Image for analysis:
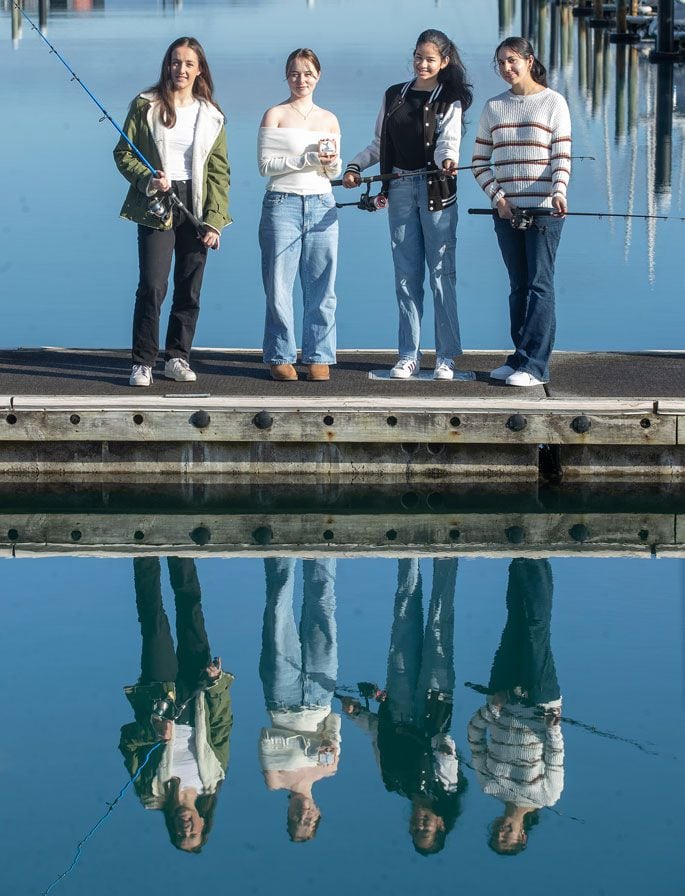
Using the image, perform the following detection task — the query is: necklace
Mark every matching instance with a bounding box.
[290,102,315,120]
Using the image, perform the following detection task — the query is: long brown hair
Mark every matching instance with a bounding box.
[149,36,221,128]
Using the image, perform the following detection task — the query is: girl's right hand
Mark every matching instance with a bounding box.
[496,196,514,219]
[342,171,361,189]
[149,170,171,193]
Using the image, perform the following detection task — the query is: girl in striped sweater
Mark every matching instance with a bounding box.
[472,38,572,387]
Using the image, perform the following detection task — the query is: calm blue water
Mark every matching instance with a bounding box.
[2,0,684,354]
[2,4,685,894]
[1,553,683,895]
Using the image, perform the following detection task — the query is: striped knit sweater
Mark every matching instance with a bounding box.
[472,87,572,209]
[467,699,564,809]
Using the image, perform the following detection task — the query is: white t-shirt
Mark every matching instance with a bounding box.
[166,101,200,181]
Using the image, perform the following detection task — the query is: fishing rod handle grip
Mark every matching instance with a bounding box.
[466,208,496,215]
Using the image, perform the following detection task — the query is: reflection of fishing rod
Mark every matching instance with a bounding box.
[464,682,672,758]
[468,207,685,230]
[331,157,595,212]
[13,1,209,242]
[41,741,163,895]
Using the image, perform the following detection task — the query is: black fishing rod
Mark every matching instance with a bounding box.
[13,1,210,242]
[332,157,595,212]
[468,206,685,230]
[464,681,673,758]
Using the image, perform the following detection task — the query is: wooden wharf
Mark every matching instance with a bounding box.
[0,347,682,482]
[1,481,682,559]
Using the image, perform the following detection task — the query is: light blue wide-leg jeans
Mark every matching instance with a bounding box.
[260,557,338,711]
[259,191,338,366]
[387,172,462,361]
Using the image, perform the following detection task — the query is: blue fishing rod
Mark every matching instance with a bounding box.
[13,1,209,240]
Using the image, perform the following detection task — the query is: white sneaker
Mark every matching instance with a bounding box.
[490,363,516,381]
[164,358,197,382]
[390,358,418,379]
[506,370,546,387]
[129,364,152,387]
[433,357,455,380]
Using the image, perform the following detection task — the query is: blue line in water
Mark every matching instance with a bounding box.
[41,741,163,896]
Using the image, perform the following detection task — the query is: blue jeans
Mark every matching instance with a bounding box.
[488,559,559,706]
[385,558,457,725]
[494,214,564,382]
[387,171,461,360]
[259,192,338,365]
[259,558,337,711]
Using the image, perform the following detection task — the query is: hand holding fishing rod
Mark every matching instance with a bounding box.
[13,1,218,248]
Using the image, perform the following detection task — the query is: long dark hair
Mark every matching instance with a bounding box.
[149,36,221,128]
[162,780,221,853]
[415,29,473,111]
[494,37,548,87]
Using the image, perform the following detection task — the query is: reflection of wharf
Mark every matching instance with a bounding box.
[0,482,682,558]
[0,348,683,481]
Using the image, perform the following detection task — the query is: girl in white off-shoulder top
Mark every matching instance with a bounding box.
[258,48,341,382]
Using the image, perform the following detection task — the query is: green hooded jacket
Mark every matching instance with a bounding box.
[119,672,234,806]
[113,92,232,232]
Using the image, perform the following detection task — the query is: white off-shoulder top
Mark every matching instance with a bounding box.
[258,127,342,195]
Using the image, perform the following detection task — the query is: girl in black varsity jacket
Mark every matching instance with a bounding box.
[343,29,472,381]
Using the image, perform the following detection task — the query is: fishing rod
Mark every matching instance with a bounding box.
[13,1,210,243]
[332,157,595,212]
[464,681,673,758]
[468,206,685,230]
[41,740,163,895]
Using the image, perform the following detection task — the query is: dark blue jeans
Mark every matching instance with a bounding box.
[494,215,564,382]
[488,558,560,706]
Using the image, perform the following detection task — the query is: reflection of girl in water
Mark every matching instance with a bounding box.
[467,559,563,855]
[119,557,234,852]
[342,559,466,855]
[258,558,339,842]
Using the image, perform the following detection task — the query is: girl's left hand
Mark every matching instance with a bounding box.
[201,227,220,250]
[552,195,567,217]
[441,159,458,177]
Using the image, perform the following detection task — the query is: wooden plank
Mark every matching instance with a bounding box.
[0,512,675,550]
[7,395,661,412]
[5,547,665,559]
[0,408,676,444]
[0,441,539,479]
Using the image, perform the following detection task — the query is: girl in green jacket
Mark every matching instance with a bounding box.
[114,37,230,387]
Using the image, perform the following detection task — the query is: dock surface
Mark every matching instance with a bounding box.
[1,348,683,480]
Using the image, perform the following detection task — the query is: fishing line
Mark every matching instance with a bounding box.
[41,740,162,896]
[13,1,206,237]
[329,156,595,188]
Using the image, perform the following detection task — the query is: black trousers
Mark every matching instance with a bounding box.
[134,557,212,715]
[132,180,208,366]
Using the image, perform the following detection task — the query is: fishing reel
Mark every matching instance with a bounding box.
[336,182,387,213]
[151,696,179,722]
[510,208,537,231]
[147,191,174,223]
